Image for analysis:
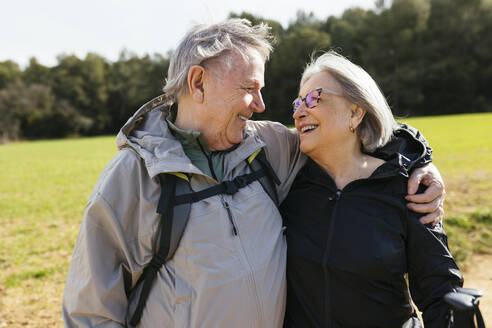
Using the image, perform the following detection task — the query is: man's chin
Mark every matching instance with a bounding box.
[225,135,244,149]
[211,138,242,151]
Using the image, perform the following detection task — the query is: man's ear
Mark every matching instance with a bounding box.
[350,103,366,128]
[187,65,205,103]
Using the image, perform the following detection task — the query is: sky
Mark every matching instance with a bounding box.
[1,0,378,68]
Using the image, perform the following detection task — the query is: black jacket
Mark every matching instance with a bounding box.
[280,128,463,328]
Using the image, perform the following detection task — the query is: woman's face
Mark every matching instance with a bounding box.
[293,72,354,155]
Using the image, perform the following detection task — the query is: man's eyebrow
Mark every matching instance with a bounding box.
[242,79,263,87]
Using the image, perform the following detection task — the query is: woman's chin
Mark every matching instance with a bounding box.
[299,140,314,155]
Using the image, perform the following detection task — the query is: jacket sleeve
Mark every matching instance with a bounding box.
[247,120,307,203]
[63,194,131,327]
[375,123,433,169]
[63,150,156,327]
[406,209,463,328]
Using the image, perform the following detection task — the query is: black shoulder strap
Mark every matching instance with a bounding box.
[129,173,192,327]
[165,176,193,261]
[248,148,280,207]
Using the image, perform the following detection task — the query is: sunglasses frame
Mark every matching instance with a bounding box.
[292,88,343,113]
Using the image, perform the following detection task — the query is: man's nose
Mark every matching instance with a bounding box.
[251,90,265,113]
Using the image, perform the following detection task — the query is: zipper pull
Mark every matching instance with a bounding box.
[335,190,342,200]
[222,199,238,236]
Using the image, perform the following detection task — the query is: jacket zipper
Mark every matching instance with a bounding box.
[220,195,263,326]
[221,197,238,236]
[323,189,341,327]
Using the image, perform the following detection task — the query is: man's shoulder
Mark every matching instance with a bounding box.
[90,147,150,201]
[246,120,297,142]
[101,148,144,179]
[246,120,290,132]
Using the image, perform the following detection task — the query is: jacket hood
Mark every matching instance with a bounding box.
[115,95,265,179]
[367,126,430,179]
[372,124,431,172]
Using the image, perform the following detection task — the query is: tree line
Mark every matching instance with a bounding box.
[1,0,491,142]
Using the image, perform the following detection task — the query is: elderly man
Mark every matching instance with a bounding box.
[63,19,444,327]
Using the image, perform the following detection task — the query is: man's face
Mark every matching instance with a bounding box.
[199,50,266,151]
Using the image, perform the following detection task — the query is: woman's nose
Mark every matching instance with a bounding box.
[292,104,307,119]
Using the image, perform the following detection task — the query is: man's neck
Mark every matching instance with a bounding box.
[174,102,230,151]
[174,101,199,132]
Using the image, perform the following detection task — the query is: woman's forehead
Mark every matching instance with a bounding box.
[300,72,342,95]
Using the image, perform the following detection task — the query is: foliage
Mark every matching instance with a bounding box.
[0,81,91,139]
[0,53,168,141]
[0,60,22,89]
[1,0,492,141]
[265,26,331,122]
[105,52,169,132]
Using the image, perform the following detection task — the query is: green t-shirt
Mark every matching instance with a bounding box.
[166,116,228,182]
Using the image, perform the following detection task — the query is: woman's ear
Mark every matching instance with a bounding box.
[187,65,205,103]
[350,103,366,128]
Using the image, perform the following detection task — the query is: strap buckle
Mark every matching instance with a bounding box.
[222,180,239,194]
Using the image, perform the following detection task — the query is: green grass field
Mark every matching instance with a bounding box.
[0,113,491,327]
[0,137,118,326]
[401,114,492,217]
[400,113,492,265]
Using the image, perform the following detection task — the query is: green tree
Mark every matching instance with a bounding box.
[265,26,331,123]
[363,0,431,115]
[23,58,52,86]
[421,0,492,115]
[0,60,22,89]
[0,80,91,139]
[106,52,169,132]
[0,81,23,141]
[50,53,109,133]
[322,8,372,63]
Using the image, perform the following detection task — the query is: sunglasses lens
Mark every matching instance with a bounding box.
[293,98,301,111]
[305,90,319,108]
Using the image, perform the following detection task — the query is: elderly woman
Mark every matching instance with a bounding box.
[280,52,463,327]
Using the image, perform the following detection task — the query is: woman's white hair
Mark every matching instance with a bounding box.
[301,51,398,152]
[163,18,273,103]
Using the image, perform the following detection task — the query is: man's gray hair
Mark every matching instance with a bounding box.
[163,18,273,103]
[301,51,398,152]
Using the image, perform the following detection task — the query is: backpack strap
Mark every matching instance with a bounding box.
[173,169,267,205]
[162,174,193,261]
[248,148,280,207]
[129,173,192,327]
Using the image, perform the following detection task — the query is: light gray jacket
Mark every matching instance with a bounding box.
[62,96,306,327]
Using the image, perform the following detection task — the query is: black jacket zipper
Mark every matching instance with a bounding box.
[221,197,238,236]
[323,189,341,327]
